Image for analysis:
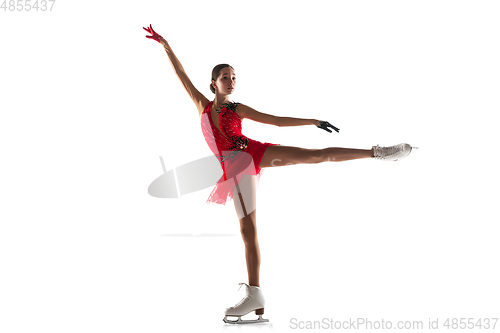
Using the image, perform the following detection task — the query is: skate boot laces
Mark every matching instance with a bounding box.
[373,144,402,160]
[229,283,252,308]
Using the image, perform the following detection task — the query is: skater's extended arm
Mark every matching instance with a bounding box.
[277,116,319,127]
[144,25,208,116]
[238,104,318,127]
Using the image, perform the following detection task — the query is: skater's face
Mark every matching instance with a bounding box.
[213,67,236,95]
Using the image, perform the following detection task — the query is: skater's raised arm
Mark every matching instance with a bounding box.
[144,25,209,117]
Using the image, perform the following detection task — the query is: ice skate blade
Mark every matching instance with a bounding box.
[223,314,269,324]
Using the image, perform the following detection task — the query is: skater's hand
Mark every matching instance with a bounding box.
[317,120,340,133]
[143,24,165,44]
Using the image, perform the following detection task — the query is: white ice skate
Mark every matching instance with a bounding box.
[223,283,269,324]
[372,143,417,161]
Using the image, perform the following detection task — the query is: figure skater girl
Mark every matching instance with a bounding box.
[143,24,415,324]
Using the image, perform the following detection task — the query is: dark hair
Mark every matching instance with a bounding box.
[210,64,234,94]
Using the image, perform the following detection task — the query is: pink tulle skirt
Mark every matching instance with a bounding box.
[206,139,280,205]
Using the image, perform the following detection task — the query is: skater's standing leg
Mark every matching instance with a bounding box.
[239,210,260,287]
[223,178,267,324]
[233,174,260,287]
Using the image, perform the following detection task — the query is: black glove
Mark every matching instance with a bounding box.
[317,121,340,133]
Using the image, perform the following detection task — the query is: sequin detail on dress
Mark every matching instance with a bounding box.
[215,102,249,152]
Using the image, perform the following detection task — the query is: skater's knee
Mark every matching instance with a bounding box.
[240,224,257,242]
[239,216,257,243]
[289,147,323,164]
[320,147,341,162]
[312,149,325,163]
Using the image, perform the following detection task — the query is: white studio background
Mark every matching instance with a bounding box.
[1,0,499,332]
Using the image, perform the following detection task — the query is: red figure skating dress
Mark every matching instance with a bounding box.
[200,101,280,205]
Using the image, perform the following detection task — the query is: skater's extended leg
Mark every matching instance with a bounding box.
[233,174,260,287]
[259,145,374,168]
